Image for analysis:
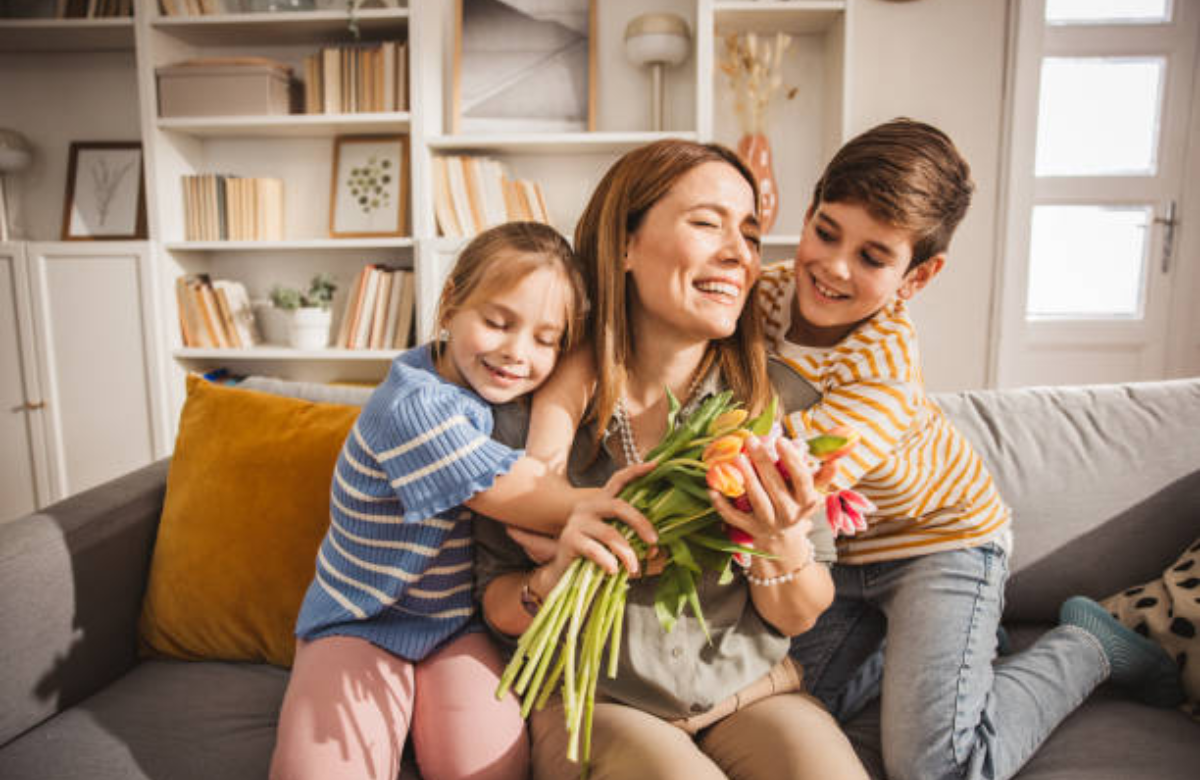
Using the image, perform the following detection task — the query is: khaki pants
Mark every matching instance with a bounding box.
[529,690,869,780]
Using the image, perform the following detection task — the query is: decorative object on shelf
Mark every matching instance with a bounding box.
[0,128,33,242]
[270,273,338,350]
[719,32,797,234]
[61,141,146,241]
[329,134,408,238]
[453,0,596,134]
[623,12,692,132]
[244,0,317,12]
[156,57,294,118]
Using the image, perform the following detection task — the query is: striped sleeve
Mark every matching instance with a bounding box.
[787,319,922,492]
[362,386,521,522]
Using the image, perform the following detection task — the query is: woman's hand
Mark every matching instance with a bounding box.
[709,436,824,546]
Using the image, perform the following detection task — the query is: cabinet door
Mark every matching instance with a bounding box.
[0,244,46,522]
[26,242,167,503]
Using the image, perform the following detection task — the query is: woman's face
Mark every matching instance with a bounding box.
[624,161,761,343]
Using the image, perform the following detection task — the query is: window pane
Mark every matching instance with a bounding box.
[1045,0,1171,25]
[1035,57,1163,176]
[1026,205,1150,318]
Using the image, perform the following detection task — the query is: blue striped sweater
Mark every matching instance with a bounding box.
[295,345,521,661]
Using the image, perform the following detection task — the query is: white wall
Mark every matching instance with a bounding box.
[0,51,142,242]
[847,0,1009,392]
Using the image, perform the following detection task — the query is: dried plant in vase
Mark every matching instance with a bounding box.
[719,32,797,233]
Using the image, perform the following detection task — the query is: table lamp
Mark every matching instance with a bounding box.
[0,129,33,242]
[624,13,691,132]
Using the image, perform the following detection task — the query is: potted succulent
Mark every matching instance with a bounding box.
[269,273,337,350]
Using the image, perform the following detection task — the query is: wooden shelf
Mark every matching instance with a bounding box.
[713,1,845,34]
[0,18,134,52]
[151,8,408,46]
[165,238,414,252]
[175,345,401,361]
[428,131,700,155]
[158,112,411,138]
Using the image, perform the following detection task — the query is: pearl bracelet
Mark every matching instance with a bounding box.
[744,558,814,586]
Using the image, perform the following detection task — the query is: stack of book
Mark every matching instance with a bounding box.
[158,0,228,15]
[175,275,261,349]
[432,155,551,238]
[303,41,408,115]
[335,265,416,351]
[182,174,284,242]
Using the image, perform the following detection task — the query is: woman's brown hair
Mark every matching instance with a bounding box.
[573,139,771,446]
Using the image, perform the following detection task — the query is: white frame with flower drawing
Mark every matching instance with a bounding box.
[329,135,409,238]
[61,142,146,241]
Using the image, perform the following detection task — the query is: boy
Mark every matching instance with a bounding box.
[757,118,1183,780]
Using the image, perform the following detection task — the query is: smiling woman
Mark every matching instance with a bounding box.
[475,139,870,780]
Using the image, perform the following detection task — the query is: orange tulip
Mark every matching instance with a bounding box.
[702,434,746,465]
[708,408,749,436]
[706,461,746,499]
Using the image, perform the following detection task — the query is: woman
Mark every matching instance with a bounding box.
[475,140,868,779]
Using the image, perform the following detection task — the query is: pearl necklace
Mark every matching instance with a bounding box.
[613,372,706,466]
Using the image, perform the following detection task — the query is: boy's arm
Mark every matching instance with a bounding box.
[783,331,922,492]
[464,348,598,533]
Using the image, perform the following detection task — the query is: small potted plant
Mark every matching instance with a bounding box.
[270,273,337,350]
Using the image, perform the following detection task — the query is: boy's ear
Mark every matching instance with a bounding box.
[897,254,945,300]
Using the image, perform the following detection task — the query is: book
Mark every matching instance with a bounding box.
[381,266,405,349]
[211,283,242,348]
[392,269,416,349]
[213,279,261,347]
[368,268,393,350]
[460,157,487,233]
[432,156,462,238]
[334,265,369,349]
[445,156,476,236]
[351,266,382,350]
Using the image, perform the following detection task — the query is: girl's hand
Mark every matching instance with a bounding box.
[710,436,822,546]
[505,526,558,564]
[541,462,657,587]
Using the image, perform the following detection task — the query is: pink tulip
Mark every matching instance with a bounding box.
[724,523,754,568]
[825,489,875,538]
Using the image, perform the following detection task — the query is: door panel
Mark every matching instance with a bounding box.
[0,246,40,522]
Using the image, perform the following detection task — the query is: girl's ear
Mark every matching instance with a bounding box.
[897,255,945,300]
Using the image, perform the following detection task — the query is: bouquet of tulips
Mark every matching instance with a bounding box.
[496,390,864,773]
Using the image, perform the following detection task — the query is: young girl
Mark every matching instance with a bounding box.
[271,222,594,780]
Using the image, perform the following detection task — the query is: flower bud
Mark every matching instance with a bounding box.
[702,435,745,465]
[708,408,749,436]
[706,461,746,498]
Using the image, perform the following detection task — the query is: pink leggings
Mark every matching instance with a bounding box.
[270,632,529,780]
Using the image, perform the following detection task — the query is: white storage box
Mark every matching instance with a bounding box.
[157,57,293,118]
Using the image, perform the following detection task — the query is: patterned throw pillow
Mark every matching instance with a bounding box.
[1102,538,1200,720]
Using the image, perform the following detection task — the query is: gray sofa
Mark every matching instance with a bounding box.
[2,377,1198,779]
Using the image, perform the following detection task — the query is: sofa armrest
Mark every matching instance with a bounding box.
[0,458,170,748]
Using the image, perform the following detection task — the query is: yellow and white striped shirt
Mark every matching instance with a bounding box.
[757,263,1011,564]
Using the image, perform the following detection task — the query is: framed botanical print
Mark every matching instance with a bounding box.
[61,141,147,241]
[329,135,409,238]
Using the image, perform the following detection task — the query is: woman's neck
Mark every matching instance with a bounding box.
[623,337,709,412]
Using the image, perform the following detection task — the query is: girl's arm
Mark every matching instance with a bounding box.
[464,348,598,532]
[483,463,656,637]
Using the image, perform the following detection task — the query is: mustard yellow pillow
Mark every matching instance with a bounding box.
[138,375,361,668]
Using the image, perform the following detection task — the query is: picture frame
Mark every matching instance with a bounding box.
[61,141,147,241]
[452,0,596,134]
[329,134,409,238]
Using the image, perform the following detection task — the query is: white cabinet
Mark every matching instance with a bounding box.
[0,241,169,521]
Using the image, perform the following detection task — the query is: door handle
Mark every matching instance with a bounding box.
[12,401,46,412]
[1153,201,1178,274]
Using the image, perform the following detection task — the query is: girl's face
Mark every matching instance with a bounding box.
[438,260,572,405]
[624,161,761,344]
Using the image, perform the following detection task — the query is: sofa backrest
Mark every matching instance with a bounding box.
[933,378,1200,623]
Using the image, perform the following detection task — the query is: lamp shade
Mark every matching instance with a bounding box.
[624,13,691,67]
[0,129,33,173]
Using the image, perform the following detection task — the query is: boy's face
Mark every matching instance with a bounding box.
[790,200,942,347]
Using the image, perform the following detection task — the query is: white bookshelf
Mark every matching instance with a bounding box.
[2,0,851,428]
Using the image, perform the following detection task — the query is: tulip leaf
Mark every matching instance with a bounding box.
[746,394,779,436]
[717,557,736,585]
[653,566,690,634]
[807,434,850,457]
[665,386,681,434]
[667,538,700,574]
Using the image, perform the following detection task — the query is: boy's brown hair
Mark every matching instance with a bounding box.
[811,117,975,266]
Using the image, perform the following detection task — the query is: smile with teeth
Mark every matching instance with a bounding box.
[695,280,741,301]
[811,275,849,300]
[480,358,527,382]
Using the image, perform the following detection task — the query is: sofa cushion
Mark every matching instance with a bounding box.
[933,379,1200,623]
[137,375,360,668]
[0,660,286,780]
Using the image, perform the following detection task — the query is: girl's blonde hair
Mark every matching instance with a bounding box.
[431,222,586,361]
[573,139,771,447]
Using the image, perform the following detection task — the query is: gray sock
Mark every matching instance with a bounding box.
[1059,595,1184,708]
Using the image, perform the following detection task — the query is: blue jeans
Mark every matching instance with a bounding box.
[790,544,1110,780]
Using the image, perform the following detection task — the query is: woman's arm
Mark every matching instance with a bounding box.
[464,348,599,533]
[711,436,835,636]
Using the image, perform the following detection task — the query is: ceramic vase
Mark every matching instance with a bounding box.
[737,133,779,234]
[287,307,332,350]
